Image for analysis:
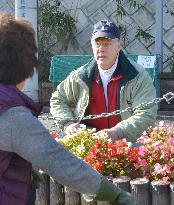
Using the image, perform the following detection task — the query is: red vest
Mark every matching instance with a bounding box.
[85,73,123,131]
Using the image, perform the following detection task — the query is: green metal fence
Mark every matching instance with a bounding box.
[49,54,157,91]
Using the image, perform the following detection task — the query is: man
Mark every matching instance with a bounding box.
[0,14,134,205]
[50,20,157,142]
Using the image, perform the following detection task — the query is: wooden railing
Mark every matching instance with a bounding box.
[36,174,174,205]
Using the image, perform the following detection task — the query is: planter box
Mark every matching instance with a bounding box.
[160,73,174,111]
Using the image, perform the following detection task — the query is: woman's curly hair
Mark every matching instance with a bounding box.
[0,13,39,85]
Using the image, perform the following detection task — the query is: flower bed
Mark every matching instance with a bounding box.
[36,121,174,205]
[136,121,174,182]
[54,121,174,183]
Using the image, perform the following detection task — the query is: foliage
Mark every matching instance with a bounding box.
[38,0,76,82]
[39,0,76,38]
[84,138,139,177]
[135,28,154,42]
[114,0,154,44]
[135,121,174,182]
[57,128,139,177]
[115,0,143,18]
[53,121,174,182]
[115,0,174,47]
[58,128,108,159]
[168,55,174,73]
[166,8,174,17]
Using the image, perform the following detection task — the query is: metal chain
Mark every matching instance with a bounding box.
[80,92,174,120]
[39,92,174,121]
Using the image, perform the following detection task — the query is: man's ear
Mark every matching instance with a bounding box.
[119,41,123,49]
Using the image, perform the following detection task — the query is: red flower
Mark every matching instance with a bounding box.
[51,133,58,139]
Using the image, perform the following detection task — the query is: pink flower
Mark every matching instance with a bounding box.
[153,163,163,175]
[163,165,171,174]
[160,177,170,183]
[152,164,171,176]
[139,147,148,156]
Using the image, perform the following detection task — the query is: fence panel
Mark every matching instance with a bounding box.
[36,175,174,205]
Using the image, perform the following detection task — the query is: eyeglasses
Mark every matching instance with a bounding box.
[94,42,113,48]
[93,39,120,48]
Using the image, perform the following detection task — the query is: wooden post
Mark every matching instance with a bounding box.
[50,177,64,205]
[36,174,50,205]
[97,202,111,205]
[130,178,150,205]
[151,180,170,205]
[81,194,97,205]
[170,182,174,205]
[113,176,131,192]
[64,186,81,205]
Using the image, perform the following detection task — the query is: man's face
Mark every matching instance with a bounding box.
[91,37,121,70]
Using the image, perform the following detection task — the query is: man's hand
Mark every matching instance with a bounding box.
[64,123,86,135]
[95,127,119,142]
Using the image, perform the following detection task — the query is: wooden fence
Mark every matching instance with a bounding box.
[36,175,174,205]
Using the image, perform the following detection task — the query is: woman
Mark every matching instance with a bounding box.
[0,13,134,205]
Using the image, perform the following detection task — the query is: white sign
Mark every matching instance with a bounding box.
[137,56,156,68]
[15,0,38,101]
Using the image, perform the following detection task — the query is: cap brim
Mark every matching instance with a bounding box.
[91,32,117,41]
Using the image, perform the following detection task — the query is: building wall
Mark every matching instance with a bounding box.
[0,0,14,15]
[1,0,174,72]
[59,0,174,72]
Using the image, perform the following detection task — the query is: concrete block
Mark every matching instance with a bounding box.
[60,0,86,10]
[164,26,174,47]
[110,12,133,28]
[163,6,174,31]
[101,0,116,16]
[148,43,172,63]
[76,24,93,47]
[163,44,172,62]
[166,0,174,10]
[83,41,93,54]
[89,9,108,24]
[132,7,154,30]
[139,24,155,48]
[126,39,150,55]
[73,10,89,34]
[124,0,146,15]
[163,61,171,72]
[147,43,155,55]
[145,0,156,14]
[66,43,84,55]
[124,22,139,46]
[82,0,108,16]
[0,0,14,14]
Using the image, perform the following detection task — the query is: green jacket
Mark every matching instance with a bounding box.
[50,51,157,142]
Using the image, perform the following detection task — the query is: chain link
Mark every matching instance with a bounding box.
[39,92,174,121]
[81,92,174,120]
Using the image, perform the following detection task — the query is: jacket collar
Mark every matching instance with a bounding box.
[78,50,139,87]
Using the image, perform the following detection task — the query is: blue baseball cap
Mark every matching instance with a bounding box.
[91,20,120,41]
